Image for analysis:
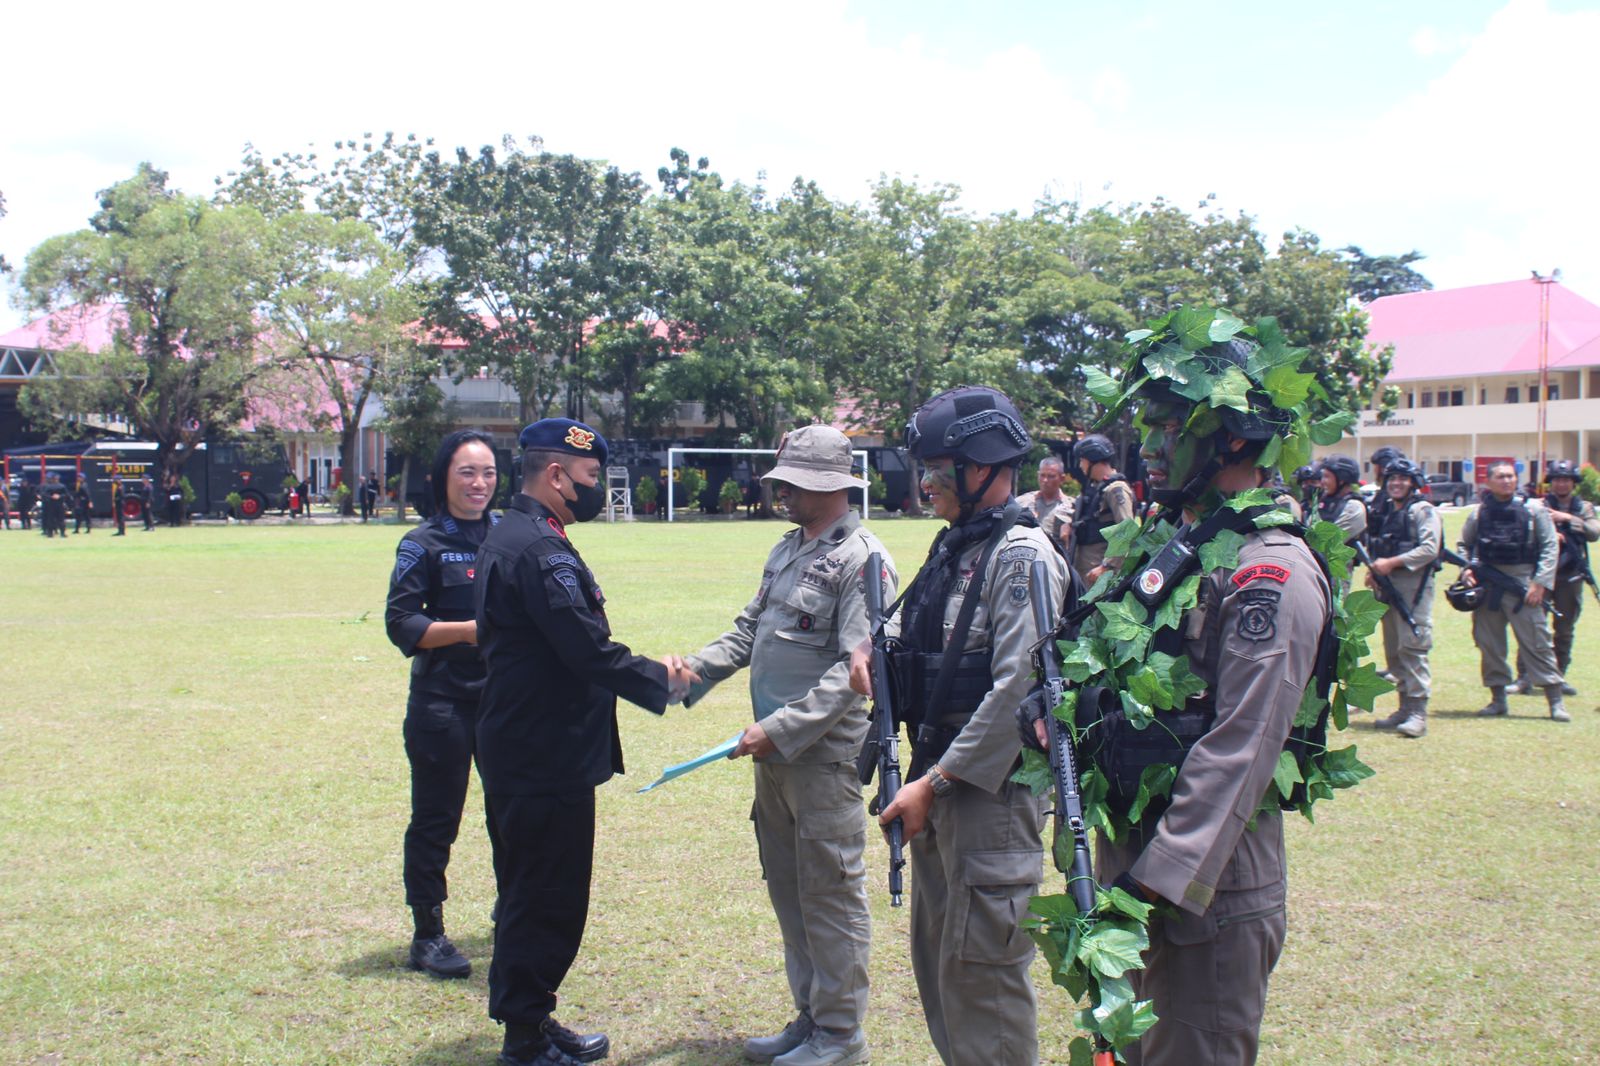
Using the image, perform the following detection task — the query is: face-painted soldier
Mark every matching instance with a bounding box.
[1366,458,1442,738]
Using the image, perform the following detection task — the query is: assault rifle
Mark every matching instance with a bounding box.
[1353,541,1421,636]
[1580,555,1600,606]
[1029,559,1097,920]
[855,552,906,907]
[1441,546,1563,619]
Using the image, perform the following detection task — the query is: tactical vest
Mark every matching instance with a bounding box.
[1545,494,1590,575]
[1477,496,1536,566]
[1068,508,1338,825]
[1072,474,1127,547]
[1368,495,1424,559]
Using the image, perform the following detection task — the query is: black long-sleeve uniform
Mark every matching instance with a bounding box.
[385,510,499,908]
[472,492,670,1027]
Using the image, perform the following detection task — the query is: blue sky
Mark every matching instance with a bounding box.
[3,0,1596,330]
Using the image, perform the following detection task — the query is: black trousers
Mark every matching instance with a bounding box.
[483,788,596,1027]
[403,694,480,906]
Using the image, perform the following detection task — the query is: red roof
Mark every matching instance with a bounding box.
[0,304,124,352]
[1367,279,1600,383]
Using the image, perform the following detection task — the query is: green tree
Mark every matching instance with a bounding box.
[19,165,270,479]
[1,188,11,274]
[1340,246,1433,303]
[417,137,652,424]
[374,342,455,520]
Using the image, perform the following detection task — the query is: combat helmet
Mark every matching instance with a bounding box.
[1070,433,1117,482]
[1293,462,1322,485]
[1322,455,1361,488]
[1546,459,1579,481]
[1383,457,1427,488]
[1092,306,1345,509]
[1369,446,1405,471]
[1445,577,1487,612]
[907,386,1031,514]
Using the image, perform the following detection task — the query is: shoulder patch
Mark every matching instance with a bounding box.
[1232,563,1291,588]
[998,544,1038,565]
[542,552,580,570]
[394,540,426,583]
[1235,588,1280,641]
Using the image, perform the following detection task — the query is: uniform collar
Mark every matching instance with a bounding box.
[511,492,566,537]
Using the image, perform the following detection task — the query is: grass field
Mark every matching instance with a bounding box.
[1,512,1596,1065]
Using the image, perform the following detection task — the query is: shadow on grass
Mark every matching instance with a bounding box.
[411,1034,500,1065]
[612,1036,747,1066]
[338,933,494,984]
[1427,708,1564,720]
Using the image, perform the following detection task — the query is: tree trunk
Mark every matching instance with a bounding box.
[394,455,411,521]
[339,427,359,516]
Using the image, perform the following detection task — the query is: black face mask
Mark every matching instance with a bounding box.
[562,475,606,522]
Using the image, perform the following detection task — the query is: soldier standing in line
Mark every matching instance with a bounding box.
[73,476,94,534]
[1364,446,1405,527]
[1367,459,1442,738]
[1015,455,1073,547]
[41,475,69,538]
[112,476,128,536]
[1459,460,1568,722]
[17,479,37,531]
[1317,455,1368,597]
[849,386,1069,1066]
[675,426,894,1066]
[139,475,156,531]
[1065,434,1136,585]
[1508,460,1597,697]
[0,479,11,530]
[1027,312,1333,1065]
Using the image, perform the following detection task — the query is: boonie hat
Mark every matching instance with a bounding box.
[761,425,868,492]
[518,417,608,467]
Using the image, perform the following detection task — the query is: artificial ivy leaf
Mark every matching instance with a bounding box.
[1098,884,1156,923]
[1084,568,1120,602]
[1276,430,1312,480]
[1012,749,1053,796]
[1097,996,1160,1048]
[1133,518,1181,560]
[1126,667,1164,711]
[1185,403,1224,437]
[1272,749,1303,800]
[1340,589,1387,640]
[1152,573,1202,631]
[1224,488,1277,512]
[1263,363,1315,408]
[1170,305,1218,351]
[1169,362,1218,402]
[1084,366,1123,406]
[1119,691,1155,730]
[1103,517,1143,563]
[1308,411,1358,445]
[1320,745,1376,789]
[1094,972,1136,1015]
[1077,925,1147,979]
[1294,685,1327,728]
[1051,687,1079,726]
[1210,366,1253,413]
[1199,527,1247,573]
[1028,891,1084,925]
[1159,653,1207,705]
[1125,762,1177,823]
[1341,662,1393,711]
[1081,767,1116,844]
[1111,628,1153,667]
[1062,639,1110,683]
[1141,340,1193,383]
[1097,598,1150,640]
[1252,507,1298,529]
[1330,686,1350,731]
[1125,328,1154,345]
[1208,310,1246,342]
[1256,433,1284,470]
[1067,1036,1095,1066]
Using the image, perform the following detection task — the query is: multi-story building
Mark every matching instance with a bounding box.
[1320,278,1600,484]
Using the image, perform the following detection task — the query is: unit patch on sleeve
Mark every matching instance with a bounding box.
[394,540,426,583]
[1231,563,1291,589]
[1235,588,1281,641]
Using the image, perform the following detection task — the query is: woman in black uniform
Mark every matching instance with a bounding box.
[385,429,501,978]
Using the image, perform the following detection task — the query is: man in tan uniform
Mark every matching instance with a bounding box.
[1461,461,1568,722]
[1075,324,1333,1065]
[677,426,895,1066]
[850,387,1069,1066]
[1367,458,1443,738]
[1065,434,1136,584]
[1511,460,1598,696]
[1015,455,1073,546]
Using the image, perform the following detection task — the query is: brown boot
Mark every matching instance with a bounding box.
[1397,698,1428,738]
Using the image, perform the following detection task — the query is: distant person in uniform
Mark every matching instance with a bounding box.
[139,476,156,531]
[297,479,313,519]
[1509,460,1597,697]
[1364,446,1405,528]
[1066,433,1136,585]
[0,480,11,530]
[112,477,128,536]
[676,427,895,1066]
[162,471,184,527]
[73,477,94,534]
[1460,461,1568,722]
[362,470,381,522]
[1015,454,1073,547]
[41,476,69,538]
[1292,462,1322,512]
[1367,459,1442,738]
[386,430,502,980]
[17,479,38,531]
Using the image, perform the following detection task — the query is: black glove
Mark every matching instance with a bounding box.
[1015,688,1049,754]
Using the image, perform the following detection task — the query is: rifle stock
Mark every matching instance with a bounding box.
[861,552,906,907]
[1353,541,1421,636]
[1030,560,1097,919]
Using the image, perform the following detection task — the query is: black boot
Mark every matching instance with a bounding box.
[544,1017,610,1062]
[499,1023,586,1066]
[408,903,470,978]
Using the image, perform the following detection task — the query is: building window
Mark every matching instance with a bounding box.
[1506,386,1520,403]
[1406,391,1415,409]
[1450,389,1464,406]
[1548,384,1560,401]
[1420,391,1433,407]
[1480,388,1487,404]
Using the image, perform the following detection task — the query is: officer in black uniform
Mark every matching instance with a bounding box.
[386,429,502,979]
[474,417,696,1066]
[139,476,156,531]
[73,477,94,534]
[17,479,38,531]
[41,476,69,538]
[112,476,128,535]
[1292,463,1322,512]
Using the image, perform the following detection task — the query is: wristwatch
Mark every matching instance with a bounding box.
[925,764,957,799]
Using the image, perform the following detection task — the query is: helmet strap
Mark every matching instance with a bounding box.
[954,460,1006,522]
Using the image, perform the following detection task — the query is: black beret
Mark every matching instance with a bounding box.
[518,418,608,467]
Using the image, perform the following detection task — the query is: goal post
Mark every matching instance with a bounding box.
[665,447,870,523]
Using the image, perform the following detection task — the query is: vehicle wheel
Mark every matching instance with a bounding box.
[1453,492,1466,507]
[239,490,267,520]
[121,497,144,521]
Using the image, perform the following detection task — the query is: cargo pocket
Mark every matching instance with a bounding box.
[405,694,458,733]
[797,804,867,896]
[955,850,1042,965]
[778,583,837,649]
